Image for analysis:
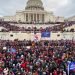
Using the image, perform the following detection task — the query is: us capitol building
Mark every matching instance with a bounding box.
[3,0,65,23]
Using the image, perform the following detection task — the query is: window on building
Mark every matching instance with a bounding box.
[10,34,13,37]
[37,14,39,23]
[42,14,44,22]
[31,14,33,22]
[34,14,36,22]
[26,13,28,22]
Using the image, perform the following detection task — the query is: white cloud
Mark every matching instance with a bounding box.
[42,0,74,17]
[43,0,69,11]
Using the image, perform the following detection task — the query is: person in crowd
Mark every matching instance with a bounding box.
[0,39,75,75]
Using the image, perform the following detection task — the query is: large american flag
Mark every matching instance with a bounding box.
[34,33,38,42]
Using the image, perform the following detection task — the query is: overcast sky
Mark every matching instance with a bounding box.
[0,0,75,18]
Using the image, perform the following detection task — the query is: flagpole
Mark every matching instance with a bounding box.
[68,61,71,75]
[68,63,69,75]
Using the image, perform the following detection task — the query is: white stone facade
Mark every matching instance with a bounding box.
[3,16,16,21]
[0,32,75,41]
[67,16,75,21]
[3,0,65,23]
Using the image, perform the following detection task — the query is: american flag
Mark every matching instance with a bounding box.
[34,33,38,42]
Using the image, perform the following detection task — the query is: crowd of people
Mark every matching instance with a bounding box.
[0,21,20,31]
[0,21,75,32]
[0,39,75,75]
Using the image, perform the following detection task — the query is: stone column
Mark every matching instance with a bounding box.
[26,13,28,22]
[39,14,42,23]
[30,13,33,22]
[42,14,44,23]
[28,13,29,22]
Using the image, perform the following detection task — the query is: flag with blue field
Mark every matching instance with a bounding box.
[41,32,50,37]
[69,62,75,70]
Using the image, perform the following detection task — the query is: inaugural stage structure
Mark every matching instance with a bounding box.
[3,0,64,23]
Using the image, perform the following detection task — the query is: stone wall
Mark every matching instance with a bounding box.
[0,32,74,41]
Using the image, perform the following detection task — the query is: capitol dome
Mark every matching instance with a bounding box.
[25,0,44,10]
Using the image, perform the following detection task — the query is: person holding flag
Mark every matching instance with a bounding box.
[34,32,38,42]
